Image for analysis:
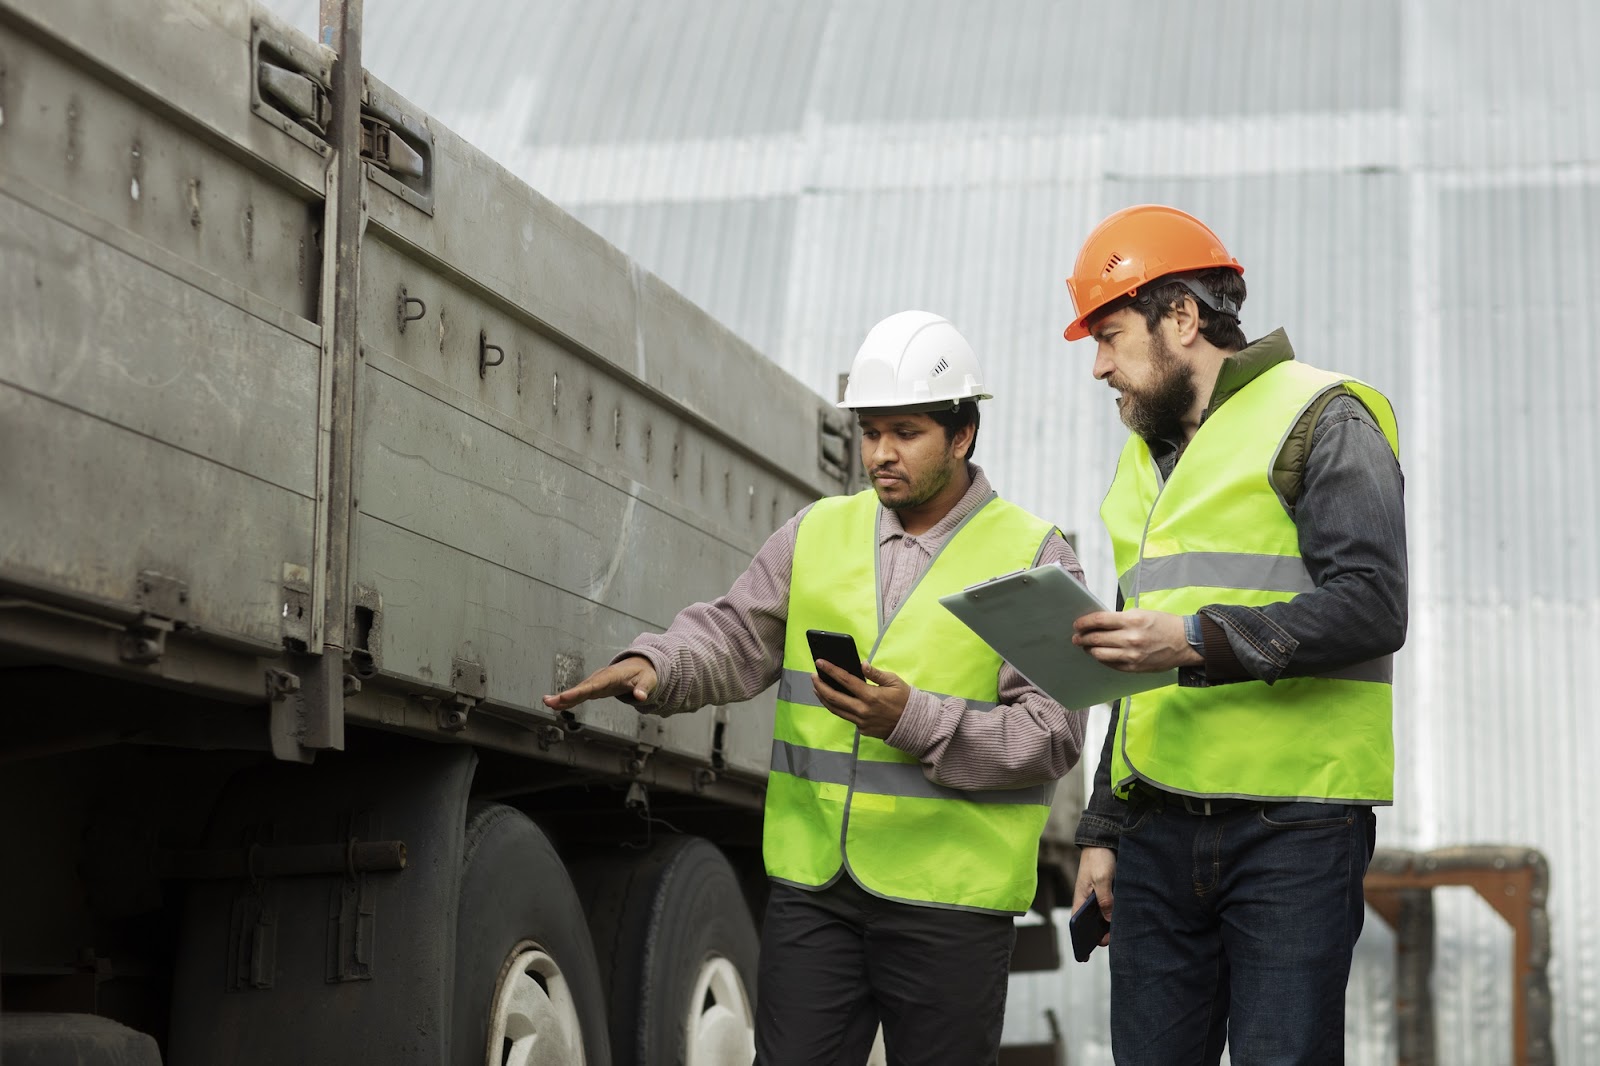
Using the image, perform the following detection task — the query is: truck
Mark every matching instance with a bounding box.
[0,1,1081,1062]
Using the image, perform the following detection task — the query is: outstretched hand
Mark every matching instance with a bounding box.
[542,656,659,711]
[813,659,911,740]
[1072,609,1202,673]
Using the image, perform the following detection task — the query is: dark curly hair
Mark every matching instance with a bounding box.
[1123,268,1248,351]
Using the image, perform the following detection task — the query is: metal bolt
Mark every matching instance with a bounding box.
[342,674,361,696]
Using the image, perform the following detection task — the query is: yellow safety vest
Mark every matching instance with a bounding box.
[765,488,1058,913]
[1101,360,1401,803]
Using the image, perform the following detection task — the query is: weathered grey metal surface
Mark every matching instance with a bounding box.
[0,3,324,649]
[0,0,846,787]
[340,67,846,768]
[0,0,330,197]
[259,0,1600,1059]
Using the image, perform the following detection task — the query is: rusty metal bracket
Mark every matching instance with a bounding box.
[118,570,191,665]
[396,287,426,332]
[479,330,505,378]
[161,839,407,880]
[265,668,312,764]
[227,887,278,992]
[326,811,380,982]
[438,656,487,732]
[359,113,424,179]
[626,715,664,776]
[1366,846,1552,1066]
[264,655,347,762]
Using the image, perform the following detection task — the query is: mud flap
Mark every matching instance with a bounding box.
[166,742,476,1066]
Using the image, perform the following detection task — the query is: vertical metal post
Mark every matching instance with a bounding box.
[1366,848,1553,1066]
[291,0,365,757]
[321,0,362,655]
[1392,889,1436,1066]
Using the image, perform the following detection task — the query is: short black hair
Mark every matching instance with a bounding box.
[928,401,980,460]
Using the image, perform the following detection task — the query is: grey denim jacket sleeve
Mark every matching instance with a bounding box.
[1075,394,1408,851]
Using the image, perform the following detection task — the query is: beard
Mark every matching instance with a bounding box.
[1115,332,1197,444]
[874,455,956,511]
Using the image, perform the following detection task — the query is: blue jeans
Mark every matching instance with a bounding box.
[1108,787,1377,1065]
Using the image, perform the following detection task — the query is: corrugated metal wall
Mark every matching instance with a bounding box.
[268,1,1600,1061]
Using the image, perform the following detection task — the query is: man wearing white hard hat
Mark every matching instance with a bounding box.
[547,310,1088,1065]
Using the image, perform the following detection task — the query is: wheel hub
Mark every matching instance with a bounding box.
[488,941,586,1066]
[684,955,755,1066]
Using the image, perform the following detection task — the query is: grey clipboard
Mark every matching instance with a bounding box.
[938,564,1179,708]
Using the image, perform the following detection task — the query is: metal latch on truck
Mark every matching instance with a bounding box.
[119,571,190,665]
[251,20,433,208]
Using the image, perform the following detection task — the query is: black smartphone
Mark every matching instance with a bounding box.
[1068,889,1111,962]
[805,629,865,685]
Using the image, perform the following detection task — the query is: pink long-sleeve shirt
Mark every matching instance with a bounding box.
[622,465,1088,790]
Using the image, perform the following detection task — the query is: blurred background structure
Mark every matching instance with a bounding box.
[265,2,1600,1061]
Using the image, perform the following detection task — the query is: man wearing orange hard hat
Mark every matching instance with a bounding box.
[1061,205,1408,1065]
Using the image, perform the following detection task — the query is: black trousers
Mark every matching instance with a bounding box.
[753,876,1016,1066]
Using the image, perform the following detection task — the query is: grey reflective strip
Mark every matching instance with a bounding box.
[854,760,1053,806]
[769,739,854,786]
[1321,656,1394,684]
[777,668,997,712]
[770,739,1053,806]
[1119,552,1317,597]
[776,668,823,707]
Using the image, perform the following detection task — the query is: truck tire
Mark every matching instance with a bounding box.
[454,803,612,1066]
[570,837,759,1066]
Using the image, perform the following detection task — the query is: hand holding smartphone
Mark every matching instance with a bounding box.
[1068,889,1111,962]
[805,629,865,687]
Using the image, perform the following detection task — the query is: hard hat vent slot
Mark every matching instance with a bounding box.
[1102,253,1127,276]
[930,356,950,377]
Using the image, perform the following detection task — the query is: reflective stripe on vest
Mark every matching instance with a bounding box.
[1101,361,1400,804]
[767,488,1058,913]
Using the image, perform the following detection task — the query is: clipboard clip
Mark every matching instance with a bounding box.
[964,568,1029,596]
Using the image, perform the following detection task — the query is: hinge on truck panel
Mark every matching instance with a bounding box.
[119,570,190,665]
[438,657,486,732]
[626,715,664,777]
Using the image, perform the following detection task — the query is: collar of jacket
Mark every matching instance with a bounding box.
[1203,327,1296,419]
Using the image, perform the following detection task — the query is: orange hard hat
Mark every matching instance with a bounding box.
[1063,204,1243,341]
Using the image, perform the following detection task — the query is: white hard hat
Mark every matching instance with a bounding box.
[838,310,993,410]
